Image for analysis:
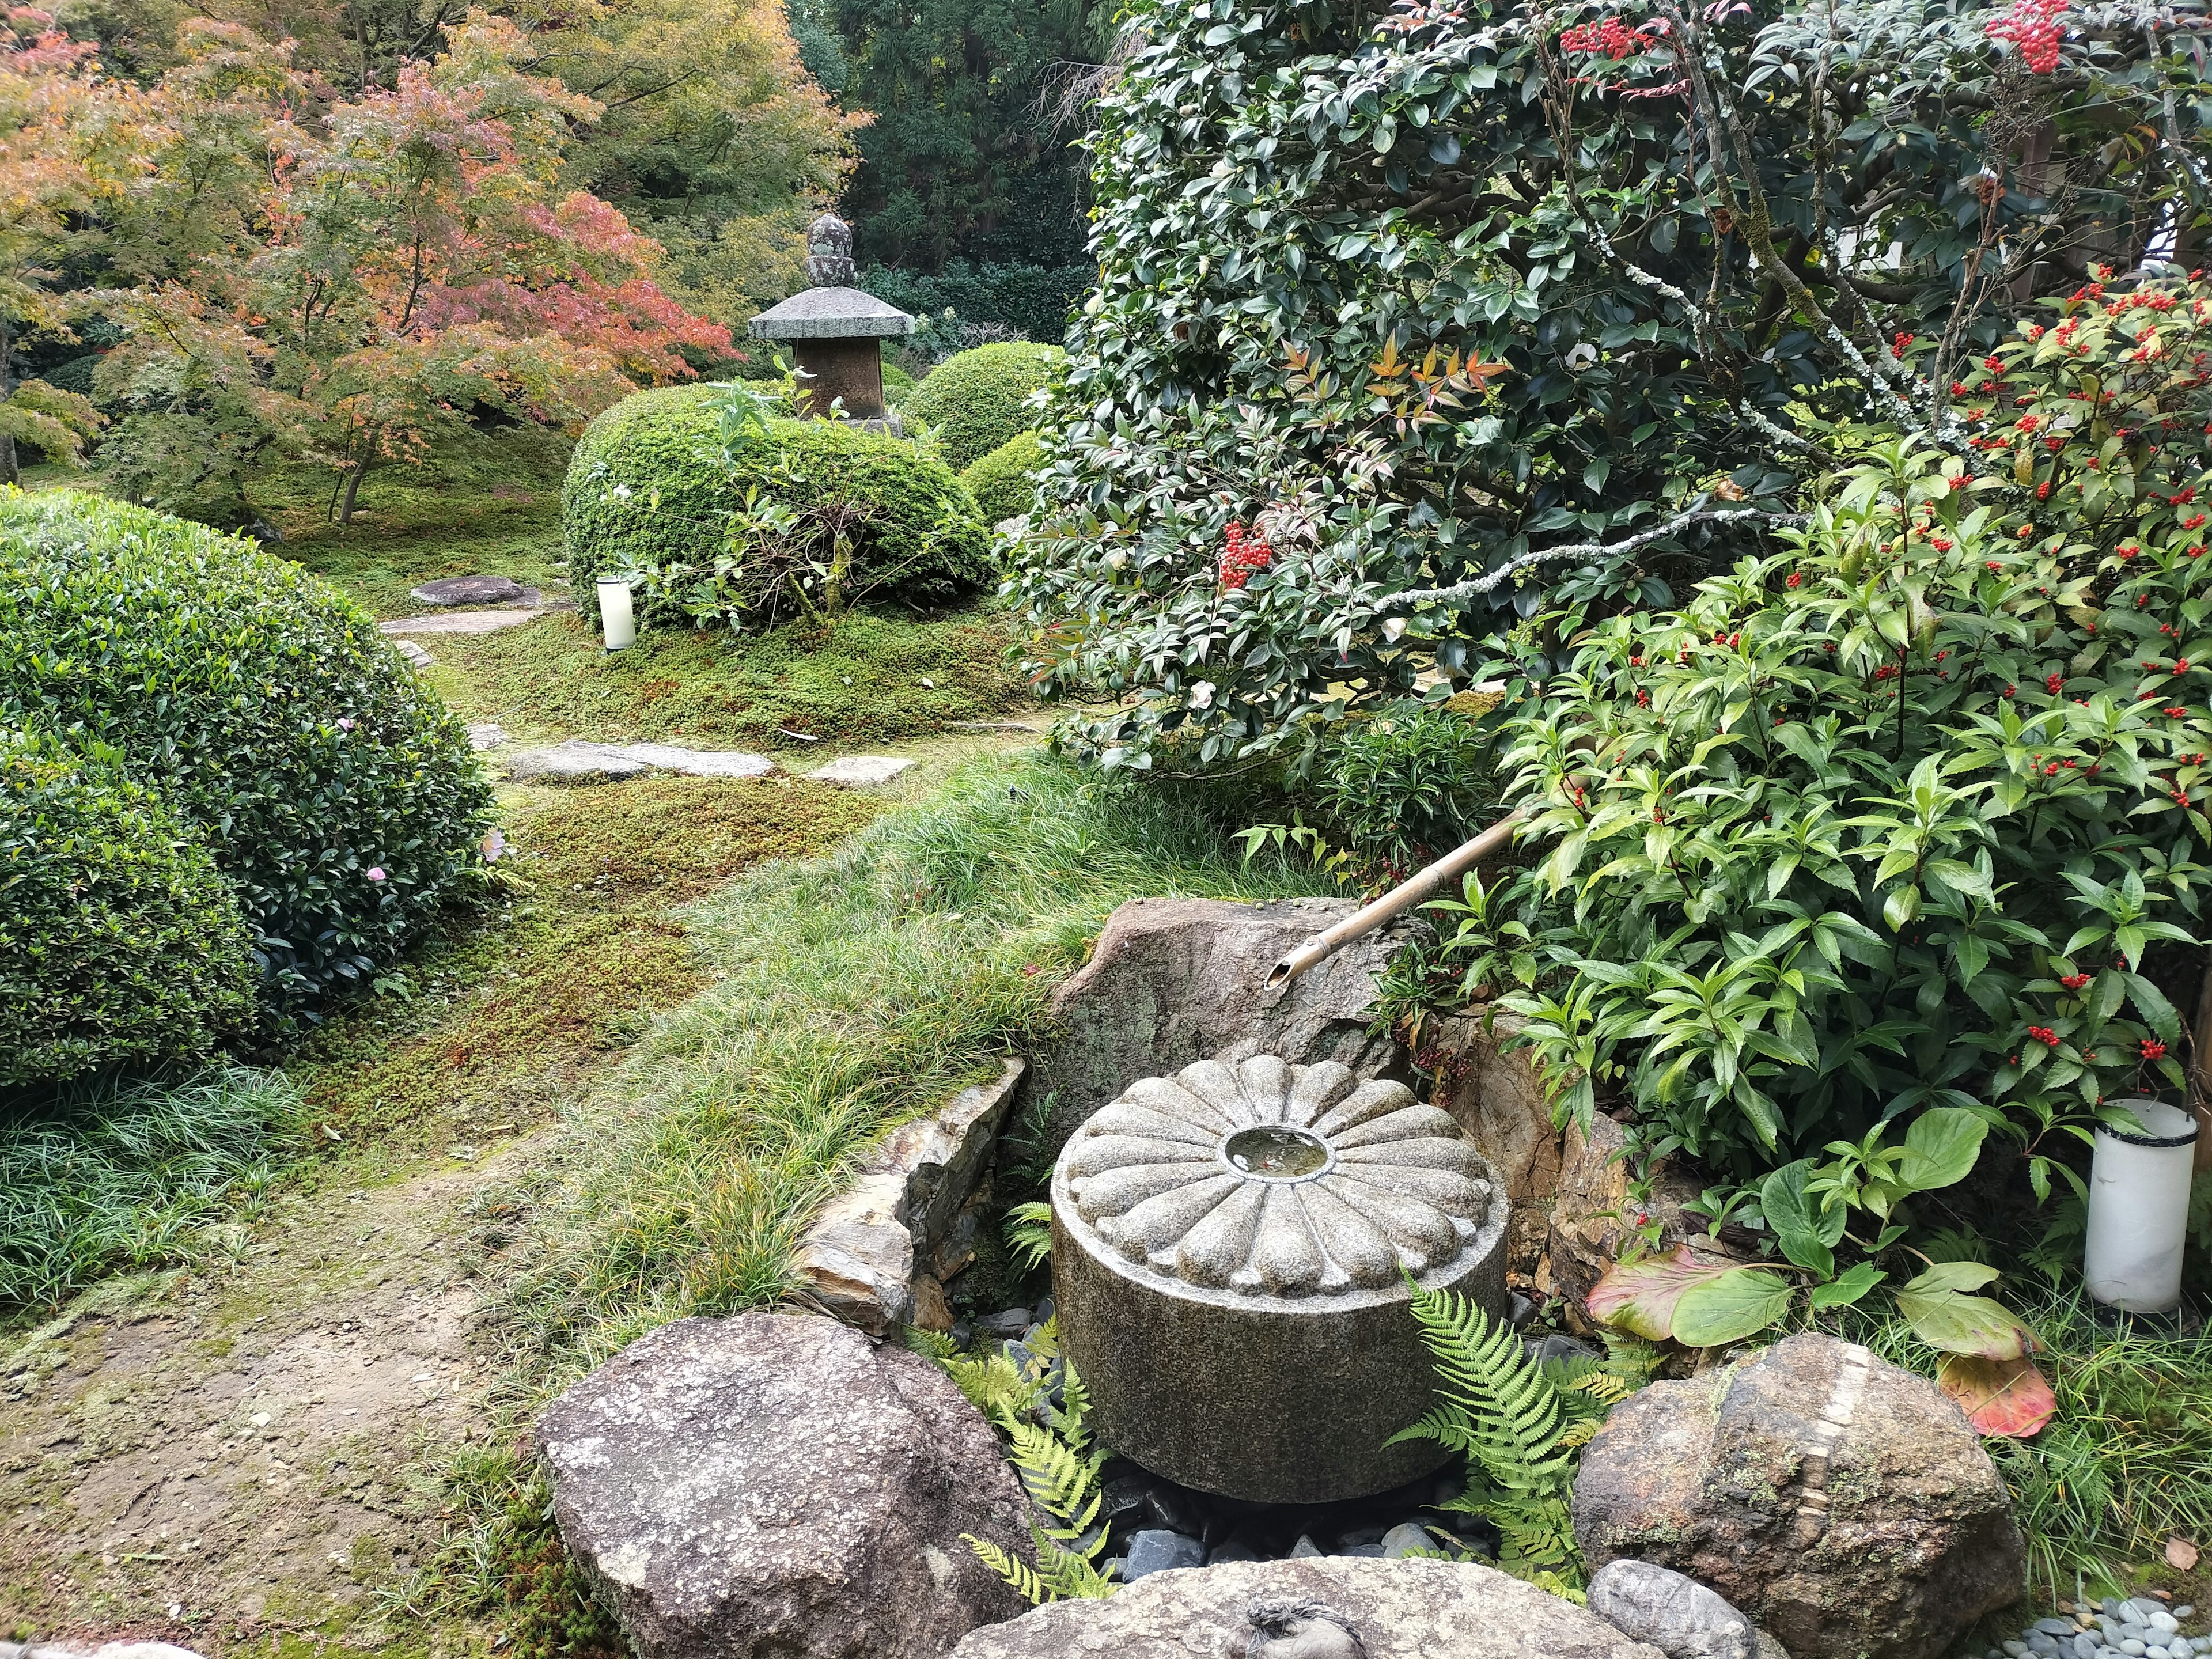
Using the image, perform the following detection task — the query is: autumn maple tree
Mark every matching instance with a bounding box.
[91,10,731,522]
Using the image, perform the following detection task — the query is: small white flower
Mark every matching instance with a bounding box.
[1190,681,1216,709]
[1566,343,1599,372]
[610,483,633,501]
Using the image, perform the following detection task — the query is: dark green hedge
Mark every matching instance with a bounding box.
[960,431,1046,526]
[0,732,255,1086]
[0,490,497,1016]
[562,384,992,623]
[860,262,1088,347]
[903,343,1065,472]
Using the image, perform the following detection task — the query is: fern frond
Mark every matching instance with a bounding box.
[1006,1418,1105,1537]
[1006,1200,1053,1269]
[1058,1358,1092,1441]
[1023,1316,1063,1367]
[1401,1285,1569,1494]
[964,1532,1051,1604]
[1558,1416,1603,1450]
[1569,1370,1631,1406]
[938,1349,1046,1431]
[1033,1537,1118,1599]
[904,1326,958,1360]
[1600,1330,1659,1389]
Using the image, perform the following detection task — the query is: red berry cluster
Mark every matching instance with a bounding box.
[1219,521,1274,590]
[1559,16,1657,56]
[2143,1038,2169,1060]
[2028,1025,2060,1046]
[1987,0,2065,73]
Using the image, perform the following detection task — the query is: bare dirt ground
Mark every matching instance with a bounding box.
[1,1145,532,1658]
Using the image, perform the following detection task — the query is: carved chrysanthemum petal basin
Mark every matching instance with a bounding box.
[1062,1055,1493,1297]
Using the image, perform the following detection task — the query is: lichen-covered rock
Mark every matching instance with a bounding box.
[1586,1559,1756,1659]
[1027,896,1422,1145]
[537,1313,1029,1659]
[1571,1334,2025,1659]
[949,1556,1669,1659]
[1427,1007,1562,1274]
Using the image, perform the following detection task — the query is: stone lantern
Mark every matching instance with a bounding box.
[746,214,914,423]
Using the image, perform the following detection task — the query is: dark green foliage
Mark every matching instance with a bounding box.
[487,1468,626,1659]
[562,384,992,623]
[862,261,1089,347]
[0,733,253,1086]
[961,430,1045,525]
[0,1063,300,1311]
[1016,0,2212,767]
[904,343,1062,471]
[0,490,497,1014]
[1312,699,1501,875]
[827,0,1102,271]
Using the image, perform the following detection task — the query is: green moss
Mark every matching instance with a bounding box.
[903,343,1064,470]
[291,775,880,1142]
[427,608,1028,749]
[960,431,1046,527]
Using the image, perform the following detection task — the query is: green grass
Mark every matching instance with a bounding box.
[0,1065,304,1313]
[479,748,1344,1387]
[424,607,1031,749]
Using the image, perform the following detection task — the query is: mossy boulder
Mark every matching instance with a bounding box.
[562,384,991,625]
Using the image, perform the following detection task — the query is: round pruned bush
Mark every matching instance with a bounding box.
[902,342,1062,471]
[563,384,991,627]
[0,490,497,1017]
[0,731,255,1086]
[960,431,1045,527]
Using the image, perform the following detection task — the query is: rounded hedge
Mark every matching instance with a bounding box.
[0,490,497,1015]
[960,431,1046,527]
[562,384,992,624]
[882,361,917,404]
[1,732,255,1086]
[902,343,1065,471]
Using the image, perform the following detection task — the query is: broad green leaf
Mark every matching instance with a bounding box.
[1808,1262,1884,1309]
[1903,1259,2000,1294]
[1669,1268,1796,1347]
[1892,1108,1987,1195]
[1585,1245,1738,1339]
[1895,1282,2037,1359]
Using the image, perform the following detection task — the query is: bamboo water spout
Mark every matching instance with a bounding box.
[1266,808,1525,990]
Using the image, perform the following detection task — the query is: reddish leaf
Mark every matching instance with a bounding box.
[1937,1353,2056,1438]
[1586,1245,1738,1340]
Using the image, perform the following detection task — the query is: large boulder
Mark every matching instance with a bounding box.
[948,1555,1669,1659]
[537,1313,1030,1659]
[1426,1007,1562,1275]
[1026,896,1420,1144]
[1571,1334,2025,1659]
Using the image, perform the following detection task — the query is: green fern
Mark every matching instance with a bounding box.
[1006,1200,1052,1270]
[1390,1286,1611,1598]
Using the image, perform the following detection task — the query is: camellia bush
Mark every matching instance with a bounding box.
[1013,0,2212,768]
[1436,269,2212,1184]
[0,491,496,1016]
[0,730,253,1086]
[564,383,993,629]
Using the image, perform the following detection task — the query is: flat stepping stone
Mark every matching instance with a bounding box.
[410,574,527,607]
[503,740,777,785]
[466,723,509,752]
[378,604,550,636]
[811,755,916,786]
[392,639,434,671]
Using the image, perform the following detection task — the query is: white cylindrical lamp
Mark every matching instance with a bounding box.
[2084,1097,2199,1314]
[596,578,637,650]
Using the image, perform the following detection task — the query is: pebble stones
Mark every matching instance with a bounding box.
[1051,1056,1510,1503]
[1991,1603,2210,1659]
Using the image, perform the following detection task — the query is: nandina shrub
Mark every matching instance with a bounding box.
[1418,270,2212,1179]
[0,490,496,1018]
[0,731,254,1085]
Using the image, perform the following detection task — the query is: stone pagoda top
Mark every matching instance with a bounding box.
[747,213,915,342]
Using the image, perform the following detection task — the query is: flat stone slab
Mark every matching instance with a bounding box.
[410,574,527,607]
[950,1556,1669,1658]
[503,740,776,785]
[467,723,509,752]
[392,639,433,671]
[379,605,549,636]
[810,755,916,786]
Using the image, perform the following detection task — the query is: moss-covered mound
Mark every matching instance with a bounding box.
[0,488,495,1015]
[562,384,991,626]
[903,343,1064,471]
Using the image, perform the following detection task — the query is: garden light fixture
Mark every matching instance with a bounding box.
[597,578,637,650]
[2084,1096,2199,1315]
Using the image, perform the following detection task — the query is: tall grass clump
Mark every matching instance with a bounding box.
[488,750,1342,1384]
[0,1064,304,1313]
[1860,1291,2212,1597]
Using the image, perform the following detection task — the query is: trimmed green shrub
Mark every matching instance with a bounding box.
[882,361,917,405]
[903,343,1062,471]
[0,732,254,1085]
[0,490,497,1014]
[960,431,1044,527]
[562,384,992,624]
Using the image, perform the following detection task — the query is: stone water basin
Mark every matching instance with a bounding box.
[1051,1054,1508,1504]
